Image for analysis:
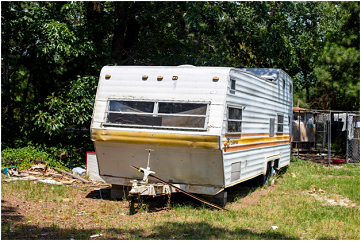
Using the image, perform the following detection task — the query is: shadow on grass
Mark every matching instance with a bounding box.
[1,194,346,240]
[83,178,268,212]
[1,201,24,225]
[2,217,301,240]
[1,212,347,240]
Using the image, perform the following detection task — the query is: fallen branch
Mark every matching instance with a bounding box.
[21,171,43,176]
[54,167,91,183]
[45,172,63,178]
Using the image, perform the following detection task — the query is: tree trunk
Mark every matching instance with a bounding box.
[2,53,13,120]
[112,2,141,65]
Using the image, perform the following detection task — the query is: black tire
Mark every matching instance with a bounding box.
[255,162,274,186]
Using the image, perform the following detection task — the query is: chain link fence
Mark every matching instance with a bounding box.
[292,109,360,165]
[346,113,360,163]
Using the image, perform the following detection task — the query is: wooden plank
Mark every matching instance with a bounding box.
[54,167,91,183]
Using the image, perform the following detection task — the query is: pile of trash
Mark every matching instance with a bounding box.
[2,164,105,187]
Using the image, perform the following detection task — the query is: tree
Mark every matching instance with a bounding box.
[1,2,114,149]
[313,1,360,110]
[279,2,340,106]
[223,2,293,69]
[2,1,359,165]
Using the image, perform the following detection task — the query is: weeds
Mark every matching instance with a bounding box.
[1,159,359,240]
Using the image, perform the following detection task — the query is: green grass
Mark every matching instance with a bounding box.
[1,159,360,240]
[284,158,360,201]
[2,180,79,202]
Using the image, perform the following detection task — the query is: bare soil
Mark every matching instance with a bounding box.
[1,156,356,239]
[1,174,259,239]
[293,151,346,164]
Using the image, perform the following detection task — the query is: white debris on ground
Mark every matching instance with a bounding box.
[3,164,109,188]
[304,187,358,207]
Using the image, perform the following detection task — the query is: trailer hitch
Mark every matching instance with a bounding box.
[130,165,228,211]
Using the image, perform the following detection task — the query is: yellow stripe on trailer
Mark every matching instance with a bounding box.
[93,129,219,149]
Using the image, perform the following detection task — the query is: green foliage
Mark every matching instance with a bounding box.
[33,75,97,136]
[1,146,65,170]
[1,1,360,169]
[30,75,97,166]
[313,2,360,110]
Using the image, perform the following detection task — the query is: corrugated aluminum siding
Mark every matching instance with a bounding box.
[223,69,293,186]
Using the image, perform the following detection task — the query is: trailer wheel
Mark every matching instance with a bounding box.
[255,162,275,186]
[265,165,275,185]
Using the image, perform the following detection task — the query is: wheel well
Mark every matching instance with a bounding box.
[265,159,280,173]
[273,159,280,169]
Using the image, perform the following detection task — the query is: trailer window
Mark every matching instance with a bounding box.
[227,107,242,133]
[105,100,209,130]
[277,114,284,133]
[280,78,285,89]
[158,103,206,114]
[109,101,154,113]
[231,79,236,91]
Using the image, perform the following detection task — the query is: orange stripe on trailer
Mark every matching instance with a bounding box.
[223,140,290,152]
[222,133,290,138]
[222,135,289,146]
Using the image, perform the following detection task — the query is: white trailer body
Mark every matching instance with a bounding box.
[90,66,293,196]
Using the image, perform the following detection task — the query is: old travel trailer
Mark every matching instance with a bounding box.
[90,65,293,206]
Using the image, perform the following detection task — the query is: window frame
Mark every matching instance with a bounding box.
[280,78,285,89]
[104,99,210,131]
[226,105,243,134]
[277,114,284,133]
[230,79,236,93]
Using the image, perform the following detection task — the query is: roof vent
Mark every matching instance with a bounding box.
[177,65,195,68]
[261,75,275,81]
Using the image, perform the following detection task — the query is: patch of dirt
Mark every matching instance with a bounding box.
[1,184,171,239]
[313,174,354,179]
[293,152,354,166]
[304,187,359,207]
[228,182,279,209]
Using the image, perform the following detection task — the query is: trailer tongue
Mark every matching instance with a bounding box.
[129,165,228,211]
